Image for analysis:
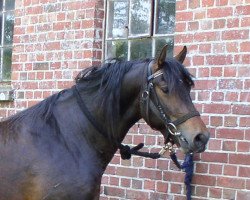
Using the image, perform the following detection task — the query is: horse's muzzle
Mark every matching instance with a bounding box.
[193,132,210,153]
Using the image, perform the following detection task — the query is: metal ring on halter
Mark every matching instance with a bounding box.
[167,123,181,136]
[142,91,149,100]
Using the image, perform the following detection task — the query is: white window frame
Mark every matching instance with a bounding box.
[104,0,176,61]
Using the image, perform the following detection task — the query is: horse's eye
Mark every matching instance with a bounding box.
[160,85,169,93]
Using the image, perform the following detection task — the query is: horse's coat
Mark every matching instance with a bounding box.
[0,46,209,199]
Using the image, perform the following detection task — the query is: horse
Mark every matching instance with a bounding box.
[0,45,209,200]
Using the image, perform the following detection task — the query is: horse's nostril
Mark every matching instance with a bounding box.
[194,133,208,146]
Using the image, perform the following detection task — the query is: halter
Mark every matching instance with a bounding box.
[140,61,200,149]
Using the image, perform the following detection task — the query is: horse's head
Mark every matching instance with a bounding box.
[141,45,210,154]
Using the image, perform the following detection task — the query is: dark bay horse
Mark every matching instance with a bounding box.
[0,46,209,199]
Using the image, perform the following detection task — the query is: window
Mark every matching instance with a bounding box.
[105,0,176,61]
[0,0,15,81]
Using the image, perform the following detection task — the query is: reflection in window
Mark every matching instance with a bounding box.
[155,0,175,34]
[4,12,14,45]
[107,0,128,39]
[130,38,152,60]
[0,0,15,81]
[105,0,176,61]
[130,0,151,36]
[106,40,128,60]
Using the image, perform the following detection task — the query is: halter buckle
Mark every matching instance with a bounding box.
[167,123,181,136]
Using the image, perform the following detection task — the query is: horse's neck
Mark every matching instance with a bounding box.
[115,63,145,142]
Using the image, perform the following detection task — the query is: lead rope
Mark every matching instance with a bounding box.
[160,142,194,200]
[170,152,194,200]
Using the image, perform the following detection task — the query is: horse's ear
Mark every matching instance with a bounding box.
[156,45,168,69]
[175,46,187,64]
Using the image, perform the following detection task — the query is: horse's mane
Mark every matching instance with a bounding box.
[75,59,152,139]
[1,58,194,142]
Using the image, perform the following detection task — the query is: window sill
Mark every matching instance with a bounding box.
[0,85,14,101]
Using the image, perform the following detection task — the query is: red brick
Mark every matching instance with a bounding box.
[237,142,250,152]
[204,104,231,114]
[241,17,250,27]
[194,10,206,19]
[217,128,244,140]
[199,44,212,53]
[219,79,243,90]
[230,154,250,165]
[126,189,149,200]
[214,19,226,29]
[222,140,236,151]
[232,105,250,115]
[170,183,182,194]
[194,32,219,42]
[206,55,233,65]
[208,139,222,150]
[156,182,168,193]
[223,189,236,200]
[198,91,210,101]
[216,0,228,6]
[207,7,232,18]
[238,66,250,77]
[224,116,238,127]
[211,92,224,101]
[237,191,250,200]
[226,42,239,53]
[210,116,223,126]
[225,92,238,101]
[195,163,209,174]
[202,0,215,7]
[163,171,184,183]
[195,186,208,197]
[176,0,187,10]
[240,117,250,127]
[176,11,193,21]
[192,174,216,186]
[201,152,228,163]
[227,18,239,28]
[194,80,217,90]
[120,178,131,187]
[224,165,237,176]
[144,180,156,190]
[104,186,125,198]
[209,164,223,175]
[209,187,222,198]
[222,30,249,40]
[235,5,250,15]
[217,177,245,189]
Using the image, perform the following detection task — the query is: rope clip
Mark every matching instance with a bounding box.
[159,142,177,156]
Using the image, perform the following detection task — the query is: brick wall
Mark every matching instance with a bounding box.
[0,0,249,199]
[0,0,104,118]
[101,0,250,199]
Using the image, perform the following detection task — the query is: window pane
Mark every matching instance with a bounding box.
[2,48,12,80]
[130,0,151,36]
[155,37,174,58]
[155,0,175,34]
[130,38,152,60]
[4,11,14,45]
[0,14,2,45]
[5,0,15,10]
[0,1,3,11]
[106,40,128,60]
[107,0,128,39]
